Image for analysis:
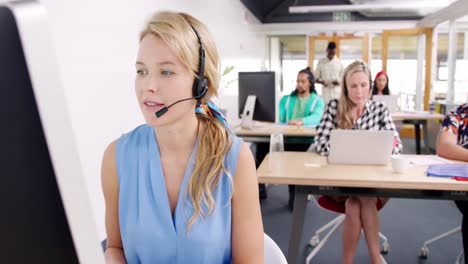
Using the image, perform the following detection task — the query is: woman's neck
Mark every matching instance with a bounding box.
[154,114,199,154]
[352,102,366,119]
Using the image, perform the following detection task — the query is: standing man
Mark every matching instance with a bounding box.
[315,41,344,104]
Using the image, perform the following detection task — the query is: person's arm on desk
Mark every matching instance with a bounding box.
[313,100,337,155]
[232,142,264,263]
[279,95,288,124]
[377,103,403,154]
[102,141,127,264]
[288,119,303,126]
[437,131,468,162]
[301,96,325,126]
[437,104,468,162]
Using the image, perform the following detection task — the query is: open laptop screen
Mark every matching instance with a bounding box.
[328,130,394,165]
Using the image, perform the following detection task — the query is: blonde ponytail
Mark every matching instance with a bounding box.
[186,114,232,231]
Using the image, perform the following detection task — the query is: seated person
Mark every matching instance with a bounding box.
[280,66,324,209]
[371,70,404,132]
[437,103,468,264]
[258,67,324,208]
[279,66,325,126]
[372,70,390,96]
[313,60,402,264]
[102,11,263,263]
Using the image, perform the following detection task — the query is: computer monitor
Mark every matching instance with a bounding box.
[238,71,276,122]
[372,95,399,113]
[0,2,104,263]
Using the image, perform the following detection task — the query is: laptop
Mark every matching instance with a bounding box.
[328,130,395,165]
[373,95,399,113]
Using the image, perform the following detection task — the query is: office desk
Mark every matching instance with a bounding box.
[391,112,445,154]
[257,152,468,264]
[233,122,317,143]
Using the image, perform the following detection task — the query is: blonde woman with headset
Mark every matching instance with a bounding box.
[313,61,402,264]
[101,11,263,263]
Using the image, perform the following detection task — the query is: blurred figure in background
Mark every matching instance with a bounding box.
[315,41,344,104]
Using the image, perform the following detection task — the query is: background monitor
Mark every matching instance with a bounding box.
[238,71,276,122]
[0,1,104,263]
[372,94,399,113]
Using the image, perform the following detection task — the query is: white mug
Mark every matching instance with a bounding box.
[391,155,411,174]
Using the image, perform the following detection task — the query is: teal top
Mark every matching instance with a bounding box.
[290,95,309,120]
[116,124,242,264]
[279,93,325,126]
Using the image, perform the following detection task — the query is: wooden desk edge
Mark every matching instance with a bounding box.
[258,177,468,191]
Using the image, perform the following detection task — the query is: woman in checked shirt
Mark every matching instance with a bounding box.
[313,60,402,264]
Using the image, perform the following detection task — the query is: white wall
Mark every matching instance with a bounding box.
[39,0,265,238]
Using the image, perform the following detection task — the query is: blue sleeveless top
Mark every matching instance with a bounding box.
[116,124,242,264]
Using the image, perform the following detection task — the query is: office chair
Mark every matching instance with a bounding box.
[419,226,464,264]
[305,195,389,264]
[264,233,288,264]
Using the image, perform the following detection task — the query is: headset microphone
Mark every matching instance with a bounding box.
[154,93,204,118]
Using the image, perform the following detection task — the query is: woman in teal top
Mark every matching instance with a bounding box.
[101,11,263,264]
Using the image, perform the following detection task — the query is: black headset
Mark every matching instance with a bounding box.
[154,22,209,118]
[189,25,208,100]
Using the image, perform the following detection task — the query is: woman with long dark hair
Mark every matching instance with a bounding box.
[372,71,390,96]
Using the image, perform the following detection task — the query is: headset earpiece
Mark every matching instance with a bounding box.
[343,75,348,96]
[192,76,208,99]
[195,78,208,99]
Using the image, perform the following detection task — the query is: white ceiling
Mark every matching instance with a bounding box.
[350,0,456,17]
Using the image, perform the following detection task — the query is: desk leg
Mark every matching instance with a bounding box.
[414,123,421,154]
[422,120,430,153]
[287,186,308,264]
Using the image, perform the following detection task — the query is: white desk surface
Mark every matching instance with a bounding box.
[391,111,445,121]
[233,121,317,137]
[257,152,468,191]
